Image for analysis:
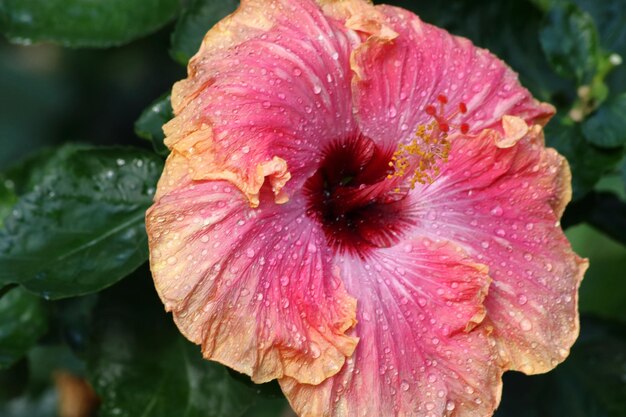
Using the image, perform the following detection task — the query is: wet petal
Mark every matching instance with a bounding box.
[410,125,587,374]
[146,181,357,384]
[351,6,554,149]
[281,239,502,417]
[164,0,361,205]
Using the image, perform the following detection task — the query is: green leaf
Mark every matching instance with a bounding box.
[88,270,258,417]
[545,118,623,200]
[0,0,180,48]
[170,0,239,65]
[4,144,84,196]
[135,94,173,157]
[0,287,48,369]
[571,0,626,93]
[0,146,163,299]
[582,93,626,147]
[539,3,602,84]
[0,176,17,228]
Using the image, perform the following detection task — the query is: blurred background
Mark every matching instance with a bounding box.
[0,0,624,416]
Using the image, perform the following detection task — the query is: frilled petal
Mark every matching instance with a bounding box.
[351,5,554,148]
[164,0,362,206]
[281,239,502,417]
[146,181,358,385]
[408,125,587,374]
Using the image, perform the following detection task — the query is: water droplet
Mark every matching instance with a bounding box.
[517,294,528,305]
[313,85,322,95]
[167,256,177,265]
[280,276,290,286]
[310,343,321,358]
[520,318,533,331]
[490,205,503,216]
[480,241,490,249]
[246,248,255,258]
[400,380,410,391]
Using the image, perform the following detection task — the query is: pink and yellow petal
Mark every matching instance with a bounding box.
[146,182,357,384]
[164,0,365,206]
[350,6,554,149]
[410,125,587,374]
[281,239,502,417]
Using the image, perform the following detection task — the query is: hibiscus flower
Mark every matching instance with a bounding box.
[146,0,588,416]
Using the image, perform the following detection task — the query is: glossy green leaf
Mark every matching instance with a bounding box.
[0,0,180,47]
[545,119,623,199]
[135,94,172,156]
[88,271,258,417]
[4,144,84,196]
[0,287,48,369]
[170,0,239,65]
[0,147,162,299]
[582,93,626,147]
[539,3,602,83]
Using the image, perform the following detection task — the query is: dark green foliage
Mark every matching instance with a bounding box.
[0,0,180,47]
[0,147,162,299]
[170,0,240,65]
[0,287,48,369]
[135,93,173,157]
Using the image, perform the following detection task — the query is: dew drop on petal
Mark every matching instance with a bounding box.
[490,205,503,216]
[310,342,321,358]
[517,294,528,305]
[520,318,533,331]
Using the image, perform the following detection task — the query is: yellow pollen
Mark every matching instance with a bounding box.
[388,121,451,188]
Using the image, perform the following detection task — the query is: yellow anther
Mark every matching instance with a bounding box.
[389,121,451,188]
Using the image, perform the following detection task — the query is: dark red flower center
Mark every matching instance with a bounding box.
[304,134,413,256]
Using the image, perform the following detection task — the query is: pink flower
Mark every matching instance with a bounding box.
[146,0,588,416]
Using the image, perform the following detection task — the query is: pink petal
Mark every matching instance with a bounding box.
[281,239,502,417]
[146,181,357,384]
[164,0,361,206]
[408,125,587,374]
[351,6,554,149]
